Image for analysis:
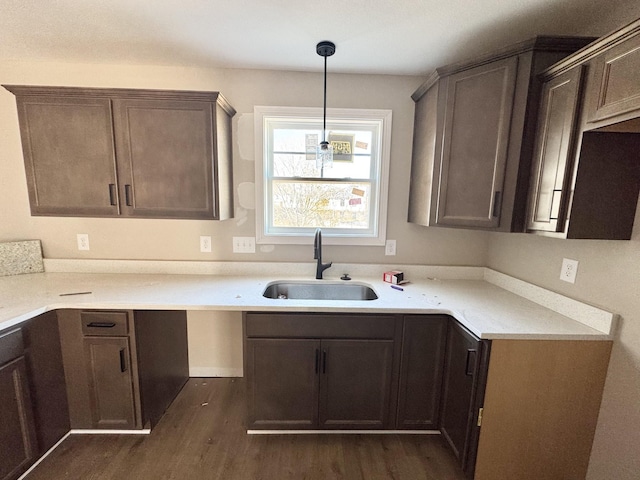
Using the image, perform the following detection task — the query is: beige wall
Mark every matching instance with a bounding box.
[486,199,640,480]
[0,60,489,266]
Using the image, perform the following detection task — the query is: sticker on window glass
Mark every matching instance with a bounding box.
[352,187,365,197]
[349,198,362,206]
[306,134,318,160]
[355,141,368,150]
[328,133,354,161]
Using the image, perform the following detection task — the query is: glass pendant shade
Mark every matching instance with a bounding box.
[316,140,333,169]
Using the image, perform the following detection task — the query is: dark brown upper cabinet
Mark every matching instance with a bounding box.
[436,56,518,229]
[527,67,585,233]
[586,22,640,126]
[526,18,640,239]
[3,86,235,220]
[408,37,594,232]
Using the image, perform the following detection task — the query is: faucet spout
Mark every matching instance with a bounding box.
[314,228,332,279]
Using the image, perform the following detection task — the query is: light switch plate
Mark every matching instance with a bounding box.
[233,237,256,253]
[560,258,578,283]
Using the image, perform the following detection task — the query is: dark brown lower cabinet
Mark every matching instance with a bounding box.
[319,339,393,429]
[244,312,399,430]
[396,315,447,429]
[58,309,188,430]
[440,320,491,479]
[83,336,137,429]
[246,338,319,429]
[0,329,37,480]
[22,311,70,452]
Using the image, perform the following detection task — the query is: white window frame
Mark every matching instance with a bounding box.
[254,106,392,246]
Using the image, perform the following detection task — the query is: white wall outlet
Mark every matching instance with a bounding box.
[560,258,579,284]
[200,236,212,253]
[385,239,397,256]
[77,234,90,251]
[233,236,256,253]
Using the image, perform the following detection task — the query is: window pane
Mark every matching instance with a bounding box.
[271,181,371,229]
[272,127,373,180]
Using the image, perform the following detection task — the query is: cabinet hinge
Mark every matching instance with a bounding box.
[477,407,484,427]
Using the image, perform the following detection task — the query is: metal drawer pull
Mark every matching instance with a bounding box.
[119,348,127,372]
[465,349,477,376]
[86,322,116,328]
[315,349,320,374]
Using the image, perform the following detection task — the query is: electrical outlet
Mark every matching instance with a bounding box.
[560,258,579,284]
[233,236,256,253]
[385,239,397,256]
[77,234,90,251]
[200,236,212,253]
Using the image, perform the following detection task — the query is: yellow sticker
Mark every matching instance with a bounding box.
[352,188,365,196]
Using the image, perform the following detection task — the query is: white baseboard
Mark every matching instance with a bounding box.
[69,428,151,435]
[247,429,441,435]
[17,431,71,480]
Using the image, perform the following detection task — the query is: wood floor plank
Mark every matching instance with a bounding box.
[25,378,466,480]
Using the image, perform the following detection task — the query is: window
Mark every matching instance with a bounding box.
[254,106,392,246]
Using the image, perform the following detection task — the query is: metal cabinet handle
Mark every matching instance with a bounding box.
[322,350,327,374]
[315,349,320,374]
[492,191,502,218]
[465,349,477,376]
[108,184,117,206]
[86,322,116,328]
[124,184,133,206]
[119,348,127,372]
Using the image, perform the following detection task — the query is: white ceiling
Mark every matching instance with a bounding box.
[1,0,639,76]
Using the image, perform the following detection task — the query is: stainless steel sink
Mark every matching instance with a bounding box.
[262,281,378,301]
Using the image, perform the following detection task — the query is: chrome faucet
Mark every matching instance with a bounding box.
[314,228,332,279]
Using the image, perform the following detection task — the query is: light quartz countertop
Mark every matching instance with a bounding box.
[0,261,616,340]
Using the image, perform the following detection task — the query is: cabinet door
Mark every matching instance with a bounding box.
[587,32,640,124]
[83,336,136,429]
[408,83,440,226]
[22,311,70,454]
[527,67,584,233]
[396,316,447,429]
[319,339,394,429]
[436,56,518,228]
[0,356,37,480]
[245,338,320,429]
[13,96,119,216]
[440,321,489,477]
[112,99,217,219]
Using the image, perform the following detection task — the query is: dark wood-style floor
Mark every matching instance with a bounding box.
[25,378,467,480]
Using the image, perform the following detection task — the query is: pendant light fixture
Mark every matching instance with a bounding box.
[316,40,336,170]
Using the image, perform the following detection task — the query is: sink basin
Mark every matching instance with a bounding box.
[263,281,378,301]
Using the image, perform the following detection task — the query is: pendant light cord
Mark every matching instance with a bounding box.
[323,53,327,143]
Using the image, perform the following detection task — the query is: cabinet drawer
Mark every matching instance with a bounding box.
[0,328,24,365]
[245,313,397,339]
[81,311,129,336]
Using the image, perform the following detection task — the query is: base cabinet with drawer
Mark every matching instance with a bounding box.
[244,313,400,430]
[58,309,189,430]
